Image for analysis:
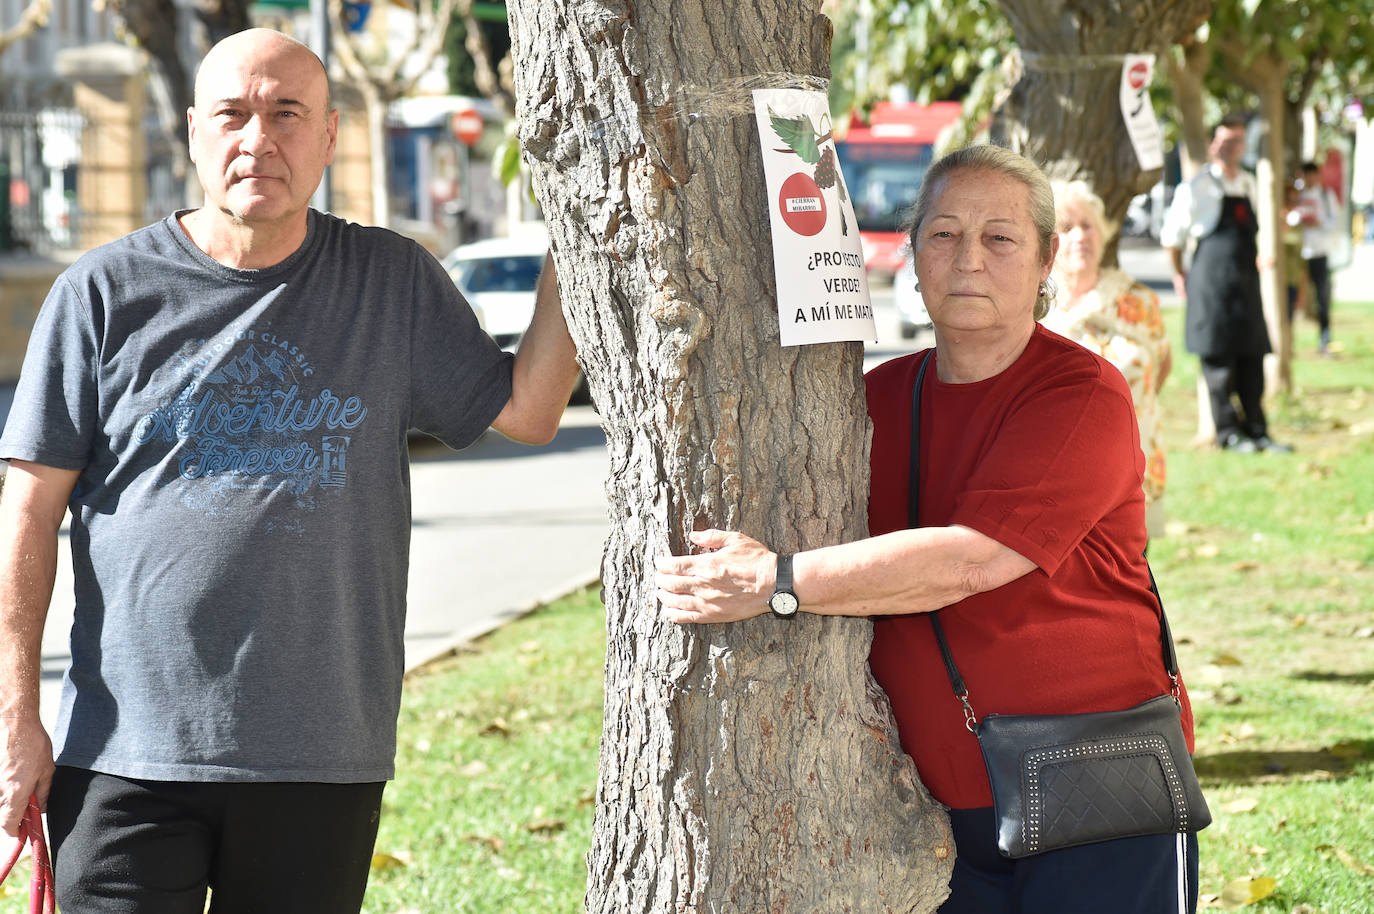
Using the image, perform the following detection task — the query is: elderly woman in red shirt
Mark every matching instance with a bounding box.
[656,145,1200,914]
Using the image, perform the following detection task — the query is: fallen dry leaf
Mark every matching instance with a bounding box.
[370,850,413,871]
[480,717,511,737]
[1219,875,1276,907]
[1316,844,1374,876]
[1222,796,1259,815]
[463,834,506,853]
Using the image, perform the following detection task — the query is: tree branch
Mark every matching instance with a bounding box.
[455,0,514,114]
[0,0,51,56]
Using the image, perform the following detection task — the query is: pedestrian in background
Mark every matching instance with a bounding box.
[1161,114,1291,454]
[0,27,579,914]
[1047,179,1172,540]
[1296,160,1339,356]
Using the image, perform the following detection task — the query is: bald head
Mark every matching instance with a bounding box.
[184,26,339,265]
[195,28,332,114]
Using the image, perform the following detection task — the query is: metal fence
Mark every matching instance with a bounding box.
[0,107,85,253]
[1,107,184,254]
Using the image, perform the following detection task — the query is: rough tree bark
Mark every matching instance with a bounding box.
[505,1,953,911]
[1162,37,1211,179]
[994,0,1211,267]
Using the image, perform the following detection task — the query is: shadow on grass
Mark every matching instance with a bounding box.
[1195,738,1374,783]
[1291,669,1374,686]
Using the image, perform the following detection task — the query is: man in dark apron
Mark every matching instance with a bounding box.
[1162,115,1291,453]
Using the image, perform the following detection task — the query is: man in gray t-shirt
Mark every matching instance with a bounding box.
[0,27,580,914]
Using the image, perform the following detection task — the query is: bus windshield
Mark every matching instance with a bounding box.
[835,141,934,234]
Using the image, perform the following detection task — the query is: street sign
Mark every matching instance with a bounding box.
[450,107,484,147]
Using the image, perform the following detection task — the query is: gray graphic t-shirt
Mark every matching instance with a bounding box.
[0,210,513,782]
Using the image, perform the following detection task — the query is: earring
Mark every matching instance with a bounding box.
[1038,281,1047,297]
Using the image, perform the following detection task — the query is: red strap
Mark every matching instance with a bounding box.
[0,796,54,914]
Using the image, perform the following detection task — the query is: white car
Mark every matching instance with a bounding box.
[893,251,932,339]
[442,225,590,404]
[443,225,549,352]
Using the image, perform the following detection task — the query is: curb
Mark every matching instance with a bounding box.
[402,571,603,678]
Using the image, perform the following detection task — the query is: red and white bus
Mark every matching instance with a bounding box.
[835,100,962,279]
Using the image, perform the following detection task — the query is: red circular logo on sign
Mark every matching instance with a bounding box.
[1127,61,1149,91]
[450,107,484,146]
[779,172,827,236]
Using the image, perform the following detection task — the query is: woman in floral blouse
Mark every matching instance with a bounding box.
[1046,180,1173,538]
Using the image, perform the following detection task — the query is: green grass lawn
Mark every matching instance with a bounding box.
[1149,301,1374,912]
[4,304,1371,914]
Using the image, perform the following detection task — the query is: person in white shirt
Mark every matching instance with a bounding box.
[1296,160,1338,355]
[1160,114,1290,454]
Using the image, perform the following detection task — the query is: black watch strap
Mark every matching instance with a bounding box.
[769,553,799,617]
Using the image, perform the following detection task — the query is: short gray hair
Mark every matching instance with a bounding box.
[1052,179,1108,246]
[906,144,1058,319]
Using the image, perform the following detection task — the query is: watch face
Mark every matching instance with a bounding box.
[769,591,799,616]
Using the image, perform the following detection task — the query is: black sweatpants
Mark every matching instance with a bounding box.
[47,766,384,914]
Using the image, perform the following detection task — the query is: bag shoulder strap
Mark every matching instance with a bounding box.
[905,348,1181,714]
[906,349,934,528]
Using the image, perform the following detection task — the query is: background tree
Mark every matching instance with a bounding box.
[327,0,459,226]
[108,0,252,161]
[0,0,51,55]
[505,1,953,911]
[447,0,515,113]
[993,0,1211,265]
[833,0,1209,266]
[1175,0,1374,395]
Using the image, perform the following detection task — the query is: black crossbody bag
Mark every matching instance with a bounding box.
[907,350,1211,858]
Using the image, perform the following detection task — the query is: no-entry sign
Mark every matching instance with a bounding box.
[450,107,484,146]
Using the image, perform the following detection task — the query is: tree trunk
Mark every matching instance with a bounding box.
[1253,65,1293,395]
[994,0,1210,267]
[505,1,953,911]
[362,83,391,228]
[1164,38,1211,180]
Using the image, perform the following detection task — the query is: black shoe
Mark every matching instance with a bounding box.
[1252,435,1293,453]
[1219,432,1259,453]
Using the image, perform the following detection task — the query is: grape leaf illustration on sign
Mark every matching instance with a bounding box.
[767,108,850,233]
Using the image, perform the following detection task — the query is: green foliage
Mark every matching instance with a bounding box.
[830,0,1008,112]
[767,110,824,164]
[493,118,525,188]
[1203,0,1374,129]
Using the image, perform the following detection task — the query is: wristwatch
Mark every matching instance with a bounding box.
[768,553,800,618]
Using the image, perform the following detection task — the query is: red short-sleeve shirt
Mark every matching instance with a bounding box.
[865,325,1195,810]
